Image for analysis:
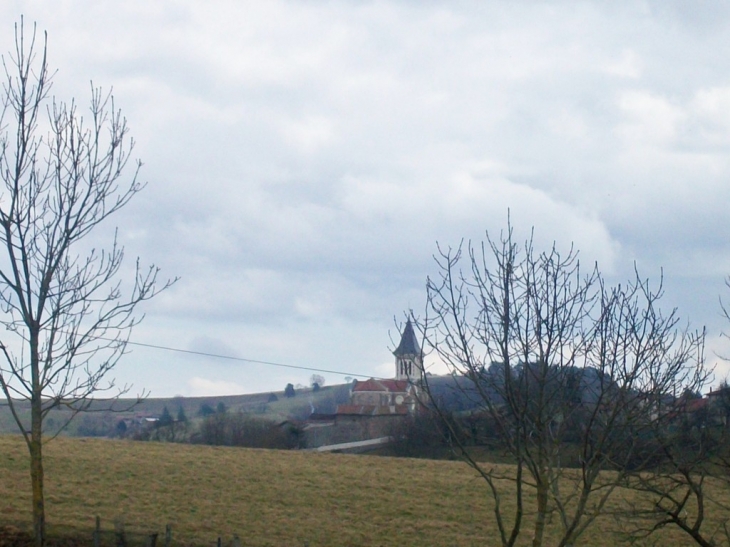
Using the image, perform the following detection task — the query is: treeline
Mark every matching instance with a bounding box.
[78,384,351,449]
[131,408,302,449]
[390,380,730,465]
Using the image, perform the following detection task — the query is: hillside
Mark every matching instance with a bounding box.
[0,436,715,546]
[0,375,502,438]
[0,384,351,437]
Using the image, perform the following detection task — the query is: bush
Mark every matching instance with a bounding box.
[388,411,451,458]
[193,412,300,449]
[158,406,174,427]
[198,403,216,417]
[115,420,128,437]
[75,414,116,437]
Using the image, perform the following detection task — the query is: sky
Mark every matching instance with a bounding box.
[2,1,730,397]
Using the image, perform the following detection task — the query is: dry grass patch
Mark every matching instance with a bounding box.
[0,436,727,546]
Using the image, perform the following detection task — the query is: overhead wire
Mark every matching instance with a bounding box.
[119,338,374,379]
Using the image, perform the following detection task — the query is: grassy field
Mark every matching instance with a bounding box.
[0,435,727,546]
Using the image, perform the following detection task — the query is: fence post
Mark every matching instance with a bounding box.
[147,532,158,547]
[93,516,101,547]
[217,537,222,547]
[164,524,172,547]
[114,516,126,547]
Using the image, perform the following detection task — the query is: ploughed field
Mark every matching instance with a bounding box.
[0,436,725,546]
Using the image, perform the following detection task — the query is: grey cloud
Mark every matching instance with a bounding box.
[5,1,730,394]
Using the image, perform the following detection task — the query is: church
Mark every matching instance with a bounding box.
[336,319,423,416]
[302,320,425,451]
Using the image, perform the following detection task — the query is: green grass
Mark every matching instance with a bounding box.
[0,436,728,546]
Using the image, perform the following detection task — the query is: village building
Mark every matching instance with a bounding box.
[303,319,424,451]
[336,319,423,417]
[342,379,415,414]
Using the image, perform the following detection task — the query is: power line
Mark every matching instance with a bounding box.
[122,338,373,379]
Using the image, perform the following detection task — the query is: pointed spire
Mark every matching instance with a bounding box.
[393,319,421,356]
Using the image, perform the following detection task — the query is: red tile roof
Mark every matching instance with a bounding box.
[683,398,708,412]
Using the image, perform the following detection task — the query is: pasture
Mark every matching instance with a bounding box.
[0,436,725,546]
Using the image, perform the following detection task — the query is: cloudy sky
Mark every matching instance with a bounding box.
[2,1,730,397]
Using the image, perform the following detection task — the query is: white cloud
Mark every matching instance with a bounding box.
[689,87,730,147]
[705,332,730,390]
[374,361,394,379]
[617,90,685,145]
[187,377,246,397]
[604,49,643,79]
[279,115,335,155]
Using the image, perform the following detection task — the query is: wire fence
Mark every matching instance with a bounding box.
[0,518,246,547]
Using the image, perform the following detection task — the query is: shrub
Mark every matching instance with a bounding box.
[198,403,216,417]
[194,412,300,449]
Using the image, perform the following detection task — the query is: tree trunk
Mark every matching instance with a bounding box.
[30,407,45,547]
[30,326,45,547]
[532,480,548,547]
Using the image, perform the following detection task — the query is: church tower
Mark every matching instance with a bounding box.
[393,319,423,383]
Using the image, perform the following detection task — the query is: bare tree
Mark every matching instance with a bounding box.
[615,286,730,546]
[310,374,325,390]
[0,21,173,546]
[417,221,707,547]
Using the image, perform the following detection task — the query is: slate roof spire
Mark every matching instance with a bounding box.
[393,319,421,357]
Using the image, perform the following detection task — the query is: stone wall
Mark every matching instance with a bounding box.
[303,415,406,449]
